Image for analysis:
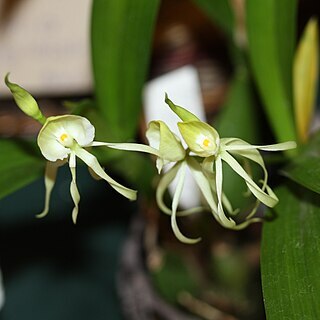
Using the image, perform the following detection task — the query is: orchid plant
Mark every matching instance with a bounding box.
[1,1,318,318]
[5,75,296,244]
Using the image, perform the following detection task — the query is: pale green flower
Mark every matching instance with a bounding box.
[37,114,138,223]
[166,95,297,230]
[145,120,223,244]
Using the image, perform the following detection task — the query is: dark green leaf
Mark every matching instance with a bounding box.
[0,139,43,200]
[261,185,320,319]
[246,0,297,143]
[91,0,160,141]
[282,130,320,194]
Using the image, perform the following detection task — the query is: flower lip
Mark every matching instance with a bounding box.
[37,115,95,161]
[178,121,220,157]
[195,133,220,156]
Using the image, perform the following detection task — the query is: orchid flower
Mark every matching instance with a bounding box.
[146,120,201,243]
[37,114,140,223]
[145,120,224,244]
[165,95,297,230]
[5,75,140,223]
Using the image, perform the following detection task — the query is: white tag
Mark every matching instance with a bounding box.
[143,66,206,209]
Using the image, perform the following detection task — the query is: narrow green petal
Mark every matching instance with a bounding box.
[221,138,297,152]
[221,138,268,187]
[201,157,237,215]
[36,161,59,218]
[170,162,201,244]
[5,73,46,124]
[187,157,218,214]
[232,217,263,230]
[91,141,161,157]
[74,146,137,201]
[156,162,203,216]
[221,151,278,207]
[165,93,200,121]
[69,153,80,224]
[215,156,236,228]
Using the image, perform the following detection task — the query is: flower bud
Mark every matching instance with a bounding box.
[5,73,46,124]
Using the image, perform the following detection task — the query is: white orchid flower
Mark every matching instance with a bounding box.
[37,114,139,223]
[146,120,223,244]
[5,75,141,223]
[166,95,297,230]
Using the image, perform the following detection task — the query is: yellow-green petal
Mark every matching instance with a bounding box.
[221,151,278,208]
[165,93,200,122]
[214,156,237,228]
[69,153,80,224]
[74,145,137,201]
[156,161,203,217]
[187,157,218,214]
[36,161,59,219]
[221,138,297,152]
[170,161,201,244]
[146,120,185,172]
[91,141,160,157]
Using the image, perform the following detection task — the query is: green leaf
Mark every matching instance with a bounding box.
[0,139,43,200]
[91,0,160,141]
[261,185,320,319]
[192,0,245,67]
[282,130,320,194]
[191,0,234,36]
[246,0,297,143]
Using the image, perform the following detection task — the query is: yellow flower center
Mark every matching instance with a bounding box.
[60,133,68,142]
[202,138,210,147]
[58,132,74,147]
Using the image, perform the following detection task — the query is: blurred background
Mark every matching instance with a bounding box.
[0,0,319,319]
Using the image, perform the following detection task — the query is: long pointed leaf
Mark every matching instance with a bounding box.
[91,0,160,141]
[246,0,297,143]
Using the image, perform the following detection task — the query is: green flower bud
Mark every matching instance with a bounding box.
[5,73,46,124]
[165,93,200,122]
